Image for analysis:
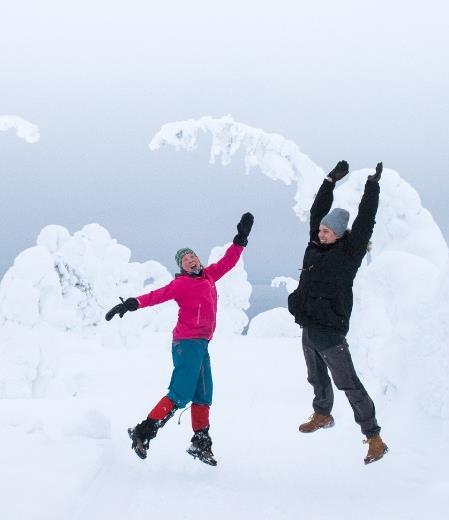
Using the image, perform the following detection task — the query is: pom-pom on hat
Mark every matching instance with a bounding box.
[320,208,350,237]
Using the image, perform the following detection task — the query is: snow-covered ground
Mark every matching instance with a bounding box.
[1,333,448,520]
[1,115,448,519]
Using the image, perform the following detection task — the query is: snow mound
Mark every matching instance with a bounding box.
[0,324,40,398]
[334,168,448,270]
[208,243,252,335]
[64,409,111,439]
[0,223,174,332]
[247,307,299,338]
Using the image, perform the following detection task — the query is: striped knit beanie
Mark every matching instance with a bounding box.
[175,248,196,268]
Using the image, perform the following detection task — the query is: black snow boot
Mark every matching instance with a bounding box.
[186,427,217,466]
[128,407,177,460]
[128,418,159,459]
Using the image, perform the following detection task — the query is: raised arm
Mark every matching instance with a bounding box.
[205,212,254,282]
[347,163,382,262]
[205,243,244,282]
[310,160,348,240]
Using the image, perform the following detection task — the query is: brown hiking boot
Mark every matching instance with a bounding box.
[363,435,389,465]
[299,412,335,433]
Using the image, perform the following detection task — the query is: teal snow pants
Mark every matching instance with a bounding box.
[167,339,212,408]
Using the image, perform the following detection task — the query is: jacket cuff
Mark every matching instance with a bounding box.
[233,234,248,247]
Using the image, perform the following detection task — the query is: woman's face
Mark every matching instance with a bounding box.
[181,252,201,273]
[318,225,339,245]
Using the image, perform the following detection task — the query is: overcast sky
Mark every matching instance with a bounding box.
[1,0,448,283]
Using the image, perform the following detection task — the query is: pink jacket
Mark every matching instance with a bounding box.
[136,243,244,340]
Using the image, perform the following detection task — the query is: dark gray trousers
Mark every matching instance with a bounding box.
[302,327,380,438]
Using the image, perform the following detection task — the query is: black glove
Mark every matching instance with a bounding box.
[105,297,139,321]
[368,162,383,182]
[327,160,349,182]
[233,212,254,247]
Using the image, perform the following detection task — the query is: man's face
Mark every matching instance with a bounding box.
[318,225,339,245]
[181,252,201,273]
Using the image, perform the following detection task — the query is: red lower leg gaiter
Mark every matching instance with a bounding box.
[191,403,210,431]
[148,395,175,421]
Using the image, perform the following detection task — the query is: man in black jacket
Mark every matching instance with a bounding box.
[288,160,388,464]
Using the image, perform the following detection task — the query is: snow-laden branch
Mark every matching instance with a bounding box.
[150,115,448,270]
[150,114,324,221]
[0,115,40,143]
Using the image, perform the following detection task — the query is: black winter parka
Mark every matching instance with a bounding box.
[288,178,380,335]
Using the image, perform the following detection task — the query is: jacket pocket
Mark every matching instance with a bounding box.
[172,341,183,359]
[307,283,335,326]
[196,304,202,325]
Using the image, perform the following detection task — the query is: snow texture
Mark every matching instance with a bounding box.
[1,335,448,520]
[247,307,300,337]
[208,243,252,335]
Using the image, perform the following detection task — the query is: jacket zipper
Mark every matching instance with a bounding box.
[197,304,202,324]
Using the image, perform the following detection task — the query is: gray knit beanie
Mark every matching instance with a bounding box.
[320,208,350,237]
[175,248,196,268]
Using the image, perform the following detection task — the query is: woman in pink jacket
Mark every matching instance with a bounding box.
[105,213,254,466]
